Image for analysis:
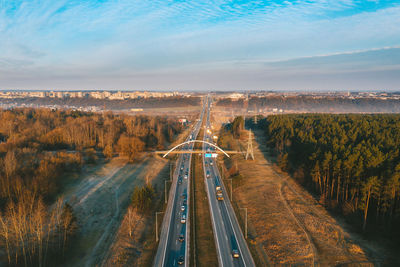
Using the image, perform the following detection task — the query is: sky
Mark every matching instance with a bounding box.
[0,0,400,91]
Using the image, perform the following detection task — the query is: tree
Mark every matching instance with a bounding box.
[59,203,78,256]
[103,143,114,159]
[231,116,244,138]
[361,176,380,231]
[260,113,400,237]
[3,150,17,198]
[126,206,136,238]
[131,185,154,214]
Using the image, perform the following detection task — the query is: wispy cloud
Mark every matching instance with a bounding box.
[0,0,399,90]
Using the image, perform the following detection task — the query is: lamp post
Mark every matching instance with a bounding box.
[165,180,171,204]
[155,211,164,242]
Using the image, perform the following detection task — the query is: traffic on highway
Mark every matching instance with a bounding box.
[153,99,206,267]
[154,96,254,267]
[202,96,255,267]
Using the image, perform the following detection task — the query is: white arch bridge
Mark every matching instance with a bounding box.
[155,140,241,158]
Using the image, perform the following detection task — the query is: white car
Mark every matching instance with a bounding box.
[184,174,188,179]
[181,214,186,224]
[181,205,185,212]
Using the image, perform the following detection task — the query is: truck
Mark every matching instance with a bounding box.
[215,177,223,200]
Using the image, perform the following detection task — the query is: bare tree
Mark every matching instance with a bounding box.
[126,206,137,238]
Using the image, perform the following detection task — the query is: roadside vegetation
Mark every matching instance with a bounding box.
[131,184,155,214]
[242,114,400,251]
[216,116,386,265]
[0,108,183,266]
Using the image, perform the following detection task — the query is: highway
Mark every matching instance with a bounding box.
[153,99,206,267]
[202,96,255,267]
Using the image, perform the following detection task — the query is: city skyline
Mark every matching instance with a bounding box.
[1,0,400,91]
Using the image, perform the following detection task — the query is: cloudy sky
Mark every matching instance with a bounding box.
[0,0,400,91]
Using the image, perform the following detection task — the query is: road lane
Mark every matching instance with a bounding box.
[203,96,255,267]
[154,99,206,267]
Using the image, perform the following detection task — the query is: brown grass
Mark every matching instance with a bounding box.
[102,155,170,267]
[191,129,218,267]
[216,128,378,266]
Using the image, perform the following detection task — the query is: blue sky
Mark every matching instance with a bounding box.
[0,0,400,91]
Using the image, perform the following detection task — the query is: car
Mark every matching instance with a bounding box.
[178,234,185,242]
[180,166,184,170]
[206,171,210,178]
[178,255,184,265]
[210,161,213,166]
[178,179,182,185]
[232,249,240,258]
[183,199,187,205]
[184,174,188,179]
[181,214,186,224]
[181,205,185,211]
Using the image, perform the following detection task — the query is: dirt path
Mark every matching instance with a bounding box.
[96,125,197,266]
[60,154,168,267]
[101,156,170,267]
[222,130,382,266]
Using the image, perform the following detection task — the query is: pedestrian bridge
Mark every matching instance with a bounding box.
[155,140,241,158]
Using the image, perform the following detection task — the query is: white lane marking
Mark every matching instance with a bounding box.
[160,127,198,267]
[221,191,247,267]
[203,137,225,267]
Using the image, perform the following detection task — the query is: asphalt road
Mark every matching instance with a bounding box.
[153,99,206,267]
[203,96,255,267]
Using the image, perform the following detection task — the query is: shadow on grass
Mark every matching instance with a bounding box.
[250,128,390,266]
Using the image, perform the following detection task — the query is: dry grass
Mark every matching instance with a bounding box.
[102,155,170,267]
[191,153,218,267]
[101,124,203,266]
[218,128,379,266]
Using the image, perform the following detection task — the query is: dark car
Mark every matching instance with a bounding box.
[179,234,185,242]
[178,178,182,185]
[178,255,184,264]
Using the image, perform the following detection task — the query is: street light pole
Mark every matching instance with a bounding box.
[155,211,164,242]
[164,180,171,204]
[170,160,173,181]
[229,178,232,200]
